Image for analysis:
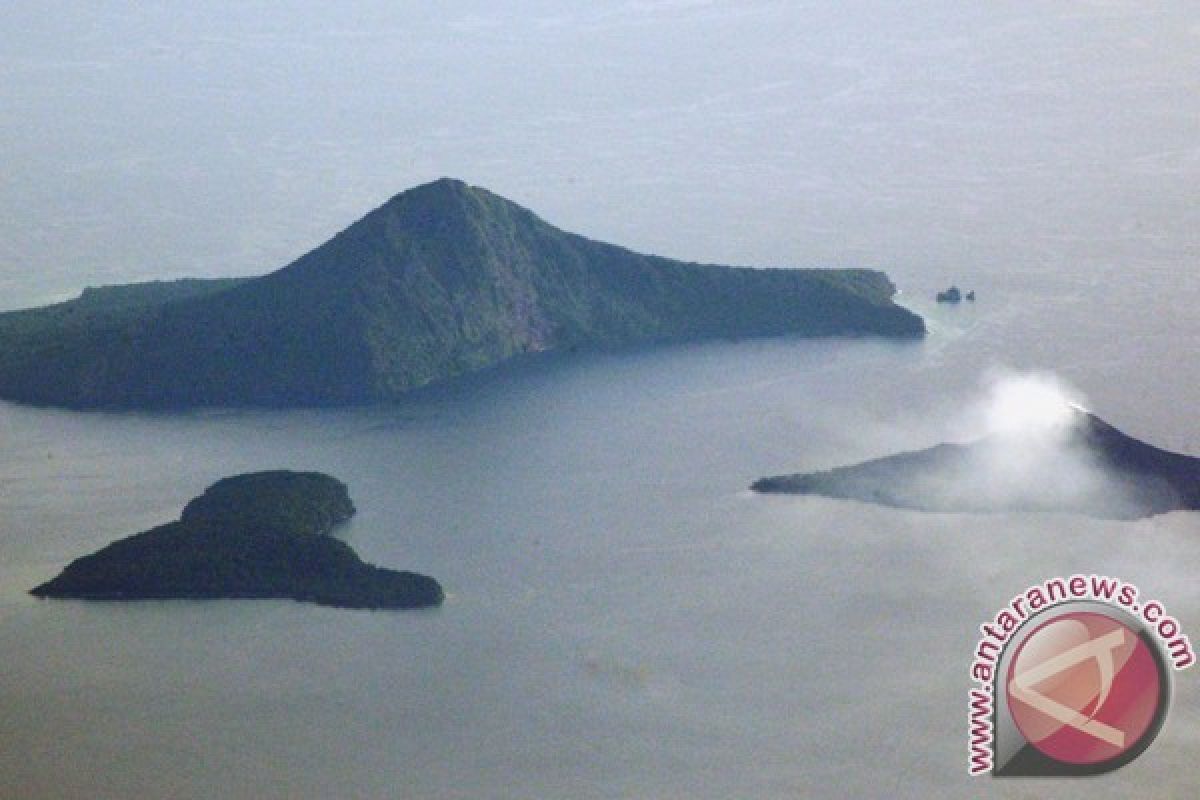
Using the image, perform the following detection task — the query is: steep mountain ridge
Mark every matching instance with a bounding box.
[0,178,924,409]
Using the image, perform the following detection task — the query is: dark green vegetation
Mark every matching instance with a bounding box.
[752,410,1200,519]
[0,179,923,409]
[31,471,444,610]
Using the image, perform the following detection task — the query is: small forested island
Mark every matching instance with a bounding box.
[752,409,1200,520]
[31,471,443,610]
[0,178,923,410]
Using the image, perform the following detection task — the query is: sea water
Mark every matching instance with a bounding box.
[2,2,1197,796]
[1,257,1198,798]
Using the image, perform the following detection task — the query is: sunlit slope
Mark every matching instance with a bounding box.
[0,179,924,409]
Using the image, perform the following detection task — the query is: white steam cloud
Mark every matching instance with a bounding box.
[914,370,1140,518]
[977,370,1087,440]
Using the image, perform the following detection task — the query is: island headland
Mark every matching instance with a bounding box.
[0,178,923,410]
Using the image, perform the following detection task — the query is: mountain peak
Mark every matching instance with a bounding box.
[401,176,471,197]
[382,177,481,212]
[365,177,514,237]
[0,180,924,409]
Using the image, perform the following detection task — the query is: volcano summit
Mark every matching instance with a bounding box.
[753,408,1200,520]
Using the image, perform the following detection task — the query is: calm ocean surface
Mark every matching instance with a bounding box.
[1,261,1198,799]
[2,3,1197,797]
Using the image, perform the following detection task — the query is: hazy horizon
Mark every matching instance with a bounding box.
[2,3,1198,798]
[2,2,1197,309]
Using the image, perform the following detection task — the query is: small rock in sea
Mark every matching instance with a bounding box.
[936,286,962,303]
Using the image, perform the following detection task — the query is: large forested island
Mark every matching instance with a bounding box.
[753,409,1200,520]
[31,471,444,610]
[0,178,923,409]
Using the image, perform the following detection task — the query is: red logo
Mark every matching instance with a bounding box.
[1006,611,1163,766]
